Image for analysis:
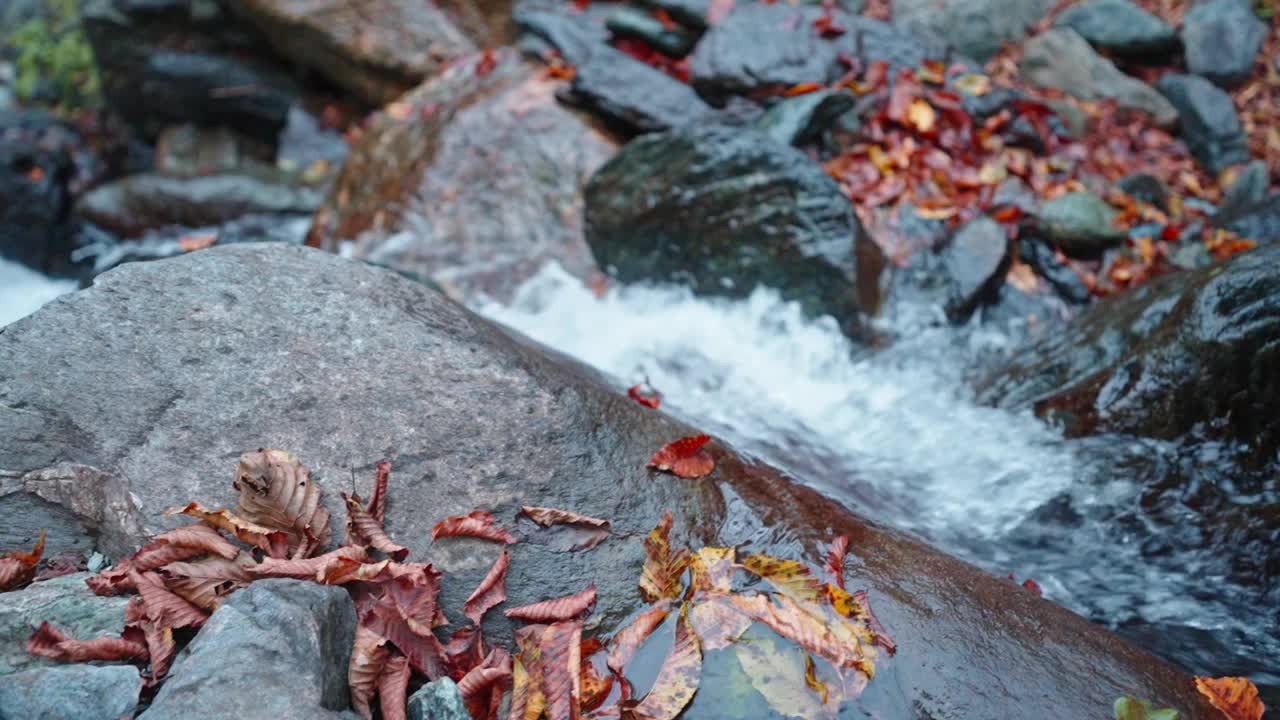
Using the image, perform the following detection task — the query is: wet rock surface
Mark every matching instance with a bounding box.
[1034,191,1128,257]
[1215,193,1280,243]
[585,123,876,335]
[139,580,357,720]
[308,49,616,301]
[979,244,1280,457]
[567,45,713,134]
[223,0,476,105]
[0,664,141,720]
[1019,235,1092,305]
[0,110,79,274]
[754,88,856,147]
[940,216,1010,321]
[0,574,130,676]
[0,244,1221,719]
[1180,0,1266,88]
[1020,28,1178,126]
[1053,0,1177,56]
[1156,73,1250,174]
[893,0,1051,62]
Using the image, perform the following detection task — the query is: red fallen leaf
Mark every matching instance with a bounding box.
[349,626,390,719]
[363,573,450,678]
[26,621,148,663]
[812,13,846,38]
[1160,224,1181,242]
[581,653,614,712]
[886,69,921,125]
[129,569,208,629]
[505,584,597,622]
[251,545,369,581]
[1194,676,1265,720]
[639,511,691,602]
[538,620,583,720]
[825,535,849,589]
[629,608,701,720]
[647,435,715,479]
[458,647,513,697]
[572,0,589,12]
[476,49,499,77]
[627,382,662,409]
[86,561,137,596]
[167,502,290,558]
[343,493,409,560]
[232,449,331,559]
[368,460,391,525]
[125,596,176,684]
[990,205,1024,223]
[464,550,509,625]
[1021,578,1042,596]
[0,529,45,592]
[377,654,411,720]
[432,511,518,544]
[784,82,825,97]
[158,553,255,611]
[27,165,45,183]
[177,233,217,253]
[607,600,671,675]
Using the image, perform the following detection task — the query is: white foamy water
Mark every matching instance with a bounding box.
[0,259,76,327]
[476,263,1077,543]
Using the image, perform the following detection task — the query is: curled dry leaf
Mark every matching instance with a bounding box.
[158,553,256,611]
[458,647,514,697]
[377,654,411,720]
[26,621,147,663]
[343,493,409,560]
[538,620,583,720]
[368,460,391,525]
[1194,676,1265,720]
[519,507,610,529]
[86,561,137,596]
[363,574,449,678]
[233,449,332,558]
[519,506,611,552]
[647,435,715,479]
[505,584,597,623]
[850,589,894,655]
[0,529,45,592]
[607,601,671,676]
[464,550,510,626]
[446,625,484,680]
[433,511,518,544]
[741,554,824,603]
[166,502,289,557]
[629,608,701,720]
[639,511,690,603]
[124,597,176,685]
[824,536,849,589]
[250,544,368,581]
[148,523,240,561]
[349,626,390,720]
[129,569,208,629]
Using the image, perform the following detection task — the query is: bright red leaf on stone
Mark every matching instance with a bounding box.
[627,383,662,409]
[476,49,499,77]
[432,511,518,544]
[464,550,510,626]
[505,584,598,622]
[647,435,715,479]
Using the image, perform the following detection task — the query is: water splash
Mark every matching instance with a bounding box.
[0,259,76,327]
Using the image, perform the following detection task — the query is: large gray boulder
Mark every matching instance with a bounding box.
[0,664,141,720]
[0,244,1217,718]
[140,580,357,720]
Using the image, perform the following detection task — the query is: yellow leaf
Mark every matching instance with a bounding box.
[629,607,701,720]
[640,511,691,603]
[867,145,894,176]
[907,98,937,133]
[740,554,823,603]
[688,547,735,594]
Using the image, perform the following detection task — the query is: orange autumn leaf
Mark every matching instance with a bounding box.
[647,434,715,479]
[741,553,824,603]
[689,546,736,594]
[640,511,691,603]
[627,382,662,409]
[177,233,217,252]
[1194,676,1265,720]
[0,529,45,592]
[784,82,824,97]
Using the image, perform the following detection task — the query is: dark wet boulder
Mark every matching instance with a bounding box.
[1053,0,1177,56]
[978,244,1280,458]
[1018,235,1092,305]
[567,45,714,134]
[81,0,299,141]
[893,0,1051,63]
[140,580,356,720]
[689,3,846,101]
[0,243,1218,719]
[1181,0,1266,89]
[75,169,324,239]
[1020,29,1177,126]
[0,664,141,720]
[754,89,856,146]
[941,216,1010,321]
[1033,191,1128,257]
[606,6,697,57]
[1156,73,1249,174]
[307,49,616,301]
[223,0,475,105]
[585,123,877,335]
[1214,193,1280,244]
[0,110,78,274]
[0,573,130,676]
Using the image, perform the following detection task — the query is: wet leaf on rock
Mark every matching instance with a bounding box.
[628,608,701,720]
[505,585,598,622]
[736,633,845,720]
[1194,676,1265,720]
[233,449,332,558]
[824,536,849,589]
[640,512,691,603]
[362,573,449,678]
[607,601,672,675]
[1113,695,1181,720]
[433,511,519,544]
[250,545,369,581]
[647,435,715,479]
[741,554,824,603]
[464,550,510,626]
[519,507,611,552]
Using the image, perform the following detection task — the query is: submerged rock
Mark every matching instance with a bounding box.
[140,580,356,720]
[1020,29,1177,126]
[979,244,1280,458]
[0,664,141,720]
[0,243,1217,718]
[585,124,877,336]
[894,0,1051,63]
[1156,73,1250,174]
[1181,0,1266,88]
[1053,0,1177,56]
[308,49,615,301]
[1034,191,1128,257]
[223,0,475,105]
[0,573,130,676]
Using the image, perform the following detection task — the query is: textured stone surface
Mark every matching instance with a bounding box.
[941,216,1010,321]
[0,574,130,676]
[1053,0,1177,55]
[139,580,357,720]
[0,664,141,720]
[894,0,1051,62]
[0,244,1218,718]
[1020,28,1177,126]
[1181,0,1266,88]
[568,45,713,134]
[1156,73,1250,174]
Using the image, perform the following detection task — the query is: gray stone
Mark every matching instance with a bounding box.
[942,216,1010,321]
[894,0,1051,62]
[1219,160,1270,217]
[1035,191,1128,256]
[569,45,714,134]
[1181,0,1266,88]
[0,244,1219,719]
[1156,73,1249,174]
[0,574,130,676]
[1054,0,1177,56]
[1019,235,1092,305]
[0,664,141,720]
[139,580,357,720]
[406,678,469,720]
[755,89,857,147]
[605,6,697,57]
[1215,193,1280,244]
[1021,29,1178,126]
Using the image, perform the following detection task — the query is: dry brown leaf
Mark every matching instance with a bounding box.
[343,493,409,560]
[505,585,597,623]
[250,544,368,581]
[464,550,510,626]
[233,449,332,558]
[147,523,240,561]
[508,654,541,720]
[86,561,137,596]
[519,506,612,551]
[124,596,176,685]
[1194,676,1265,720]
[158,553,256,611]
[0,529,45,592]
[741,554,824,603]
[647,435,715,479]
[824,536,849,589]
[368,460,391,525]
[432,511,519,544]
[378,654,411,720]
[539,620,583,720]
[519,507,610,529]
[607,601,671,676]
[349,626,390,720]
[166,502,289,557]
[26,621,147,663]
[363,573,449,678]
[458,647,514,698]
[628,608,701,720]
[639,512,690,603]
[129,569,208,629]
